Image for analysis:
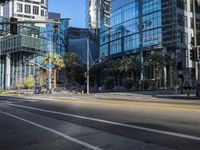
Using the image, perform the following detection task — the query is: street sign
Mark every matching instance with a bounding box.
[46,64,54,68]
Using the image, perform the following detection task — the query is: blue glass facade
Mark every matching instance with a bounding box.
[142,0,162,47]
[0,17,69,89]
[98,0,200,88]
[100,0,162,58]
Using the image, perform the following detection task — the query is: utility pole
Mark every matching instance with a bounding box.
[87,38,90,94]
[48,59,52,94]
[193,0,199,97]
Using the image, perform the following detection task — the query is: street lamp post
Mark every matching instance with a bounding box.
[48,60,52,94]
[87,38,90,94]
[192,0,199,96]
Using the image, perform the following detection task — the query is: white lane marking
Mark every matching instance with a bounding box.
[8,103,200,142]
[8,98,38,102]
[18,97,78,101]
[0,110,102,150]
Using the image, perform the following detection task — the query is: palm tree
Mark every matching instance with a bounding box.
[146,54,165,87]
[164,53,176,87]
[119,57,140,75]
[42,53,65,89]
[105,59,120,72]
[104,59,121,86]
[63,52,82,81]
[105,56,140,86]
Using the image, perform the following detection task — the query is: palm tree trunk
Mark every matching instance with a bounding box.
[53,68,57,89]
[122,72,124,86]
[72,65,75,81]
[169,66,172,88]
[132,71,134,79]
[64,68,67,80]
[117,73,120,86]
[163,66,167,89]
[154,65,156,87]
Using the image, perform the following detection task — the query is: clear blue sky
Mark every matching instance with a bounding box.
[48,0,86,28]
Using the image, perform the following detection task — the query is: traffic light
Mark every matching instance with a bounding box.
[10,17,18,35]
[190,49,195,61]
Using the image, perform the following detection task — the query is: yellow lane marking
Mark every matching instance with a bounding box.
[54,99,200,113]
[61,97,200,108]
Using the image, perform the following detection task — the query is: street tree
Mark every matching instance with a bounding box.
[119,56,140,74]
[105,56,140,86]
[146,54,165,87]
[63,52,82,81]
[105,59,120,73]
[164,53,177,87]
[119,57,140,86]
[104,59,121,86]
[42,53,65,88]
[25,76,35,90]
[17,79,23,93]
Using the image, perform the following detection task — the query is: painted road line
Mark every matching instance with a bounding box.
[40,97,200,109]
[25,98,200,113]
[8,98,38,102]
[60,99,200,109]
[19,96,78,101]
[8,103,200,142]
[18,96,200,109]
[0,110,102,150]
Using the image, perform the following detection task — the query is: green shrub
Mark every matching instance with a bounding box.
[0,90,4,94]
[103,77,114,90]
[25,76,35,89]
[124,79,134,89]
[140,80,154,90]
[7,91,18,94]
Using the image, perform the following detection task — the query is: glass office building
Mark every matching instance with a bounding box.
[100,0,200,86]
[100,0,162,57]
[0,16,69,89]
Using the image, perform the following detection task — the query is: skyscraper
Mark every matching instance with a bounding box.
[86,0,100,34]
[86,0,111,36]
[99,0,200,88]
[0,0,51,89]
[1,0,48,21]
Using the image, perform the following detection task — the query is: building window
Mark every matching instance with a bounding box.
[41,0,45,4]
[177,14,187,27]
[17,3,23,13]
[180,32,188,45]
[177,0,187,10]
[124,34,140,51]
[142,11,162,30]
[142,0,161,15]
[143,28,162,47]
[110,39,121,55]
[25,4,31,14]
[100,44,108,58]
[41,10,45,16]
[33,6,39,15]
[25,0,31,3]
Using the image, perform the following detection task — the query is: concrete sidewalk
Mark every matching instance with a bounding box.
[95,92,199,100]
[9,90,200,106]
[91,92,200,104]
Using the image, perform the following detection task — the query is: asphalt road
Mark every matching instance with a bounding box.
[0,95,200,150]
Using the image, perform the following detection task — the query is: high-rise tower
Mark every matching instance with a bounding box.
[0,0,48,20]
